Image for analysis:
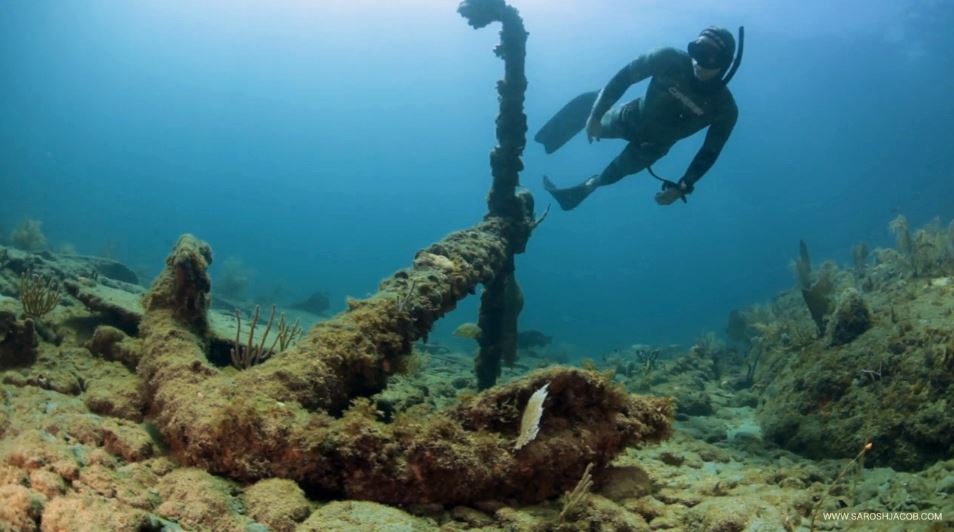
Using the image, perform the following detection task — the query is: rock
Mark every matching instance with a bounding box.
[676,391,714,417]
[622,495,667,523]
[0,311,38,368]
[936,474,954,495]
[826,288,872,346]
[298,500,434,531]
[450,506,495,527]
[83,369,146,422]
[87,325,143,371]
[419,342,450,355]
[99,420,156,463]
[28,469,67,499]
[66,280,145,329]
[678,416,729,444]
[494,506,543,531]
[729,390,758,408]
[599,466,654,501]
[155,469,249,531]
[579,495,650,530]
[243,478,311,532]
[687,491,808,532]
[0,484,46,531]
[1,366,82,395]
[0,464,28,486]
[65,255,140,285]
[41,493,149,531]
[687,497,749,531]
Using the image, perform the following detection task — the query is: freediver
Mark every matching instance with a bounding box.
[536,26,744,209]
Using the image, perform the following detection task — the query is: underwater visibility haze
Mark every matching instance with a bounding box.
[3,0,954,350]
[1,0,954,530]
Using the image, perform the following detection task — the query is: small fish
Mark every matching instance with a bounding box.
[288,291,331,316]
[516,330,552,349]
[452,322,482,340]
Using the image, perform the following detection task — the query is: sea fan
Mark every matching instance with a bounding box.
[888,214,911,257]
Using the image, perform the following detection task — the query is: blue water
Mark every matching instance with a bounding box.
[2,0,953,356]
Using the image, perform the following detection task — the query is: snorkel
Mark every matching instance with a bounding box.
[721,26,745,85]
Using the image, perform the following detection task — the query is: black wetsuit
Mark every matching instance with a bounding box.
[592,46,738,188]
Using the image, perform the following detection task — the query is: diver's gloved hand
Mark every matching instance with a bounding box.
[654,178,693,205]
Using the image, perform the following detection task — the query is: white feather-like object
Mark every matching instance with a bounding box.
[514,382,549,450]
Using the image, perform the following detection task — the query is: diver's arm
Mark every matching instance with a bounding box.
[680,102,738,189]
[587,49,669,138]
[657,111,735,205]
[589,64,641,123]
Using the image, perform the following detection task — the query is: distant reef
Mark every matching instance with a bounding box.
[741,216,954,470]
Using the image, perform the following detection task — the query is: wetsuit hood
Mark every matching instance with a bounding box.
[688,26,744,86]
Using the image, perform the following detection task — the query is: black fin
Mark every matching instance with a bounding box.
[543,175,595,211]
[534,90,599,154]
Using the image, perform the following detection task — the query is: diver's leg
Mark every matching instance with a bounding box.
[594,141,651,186]
[541,105,638,211]
[544,142,650,211]
[543,174,598,211]
[596,105,629,140]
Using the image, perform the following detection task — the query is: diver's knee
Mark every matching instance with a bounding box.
[596,166,625,186]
